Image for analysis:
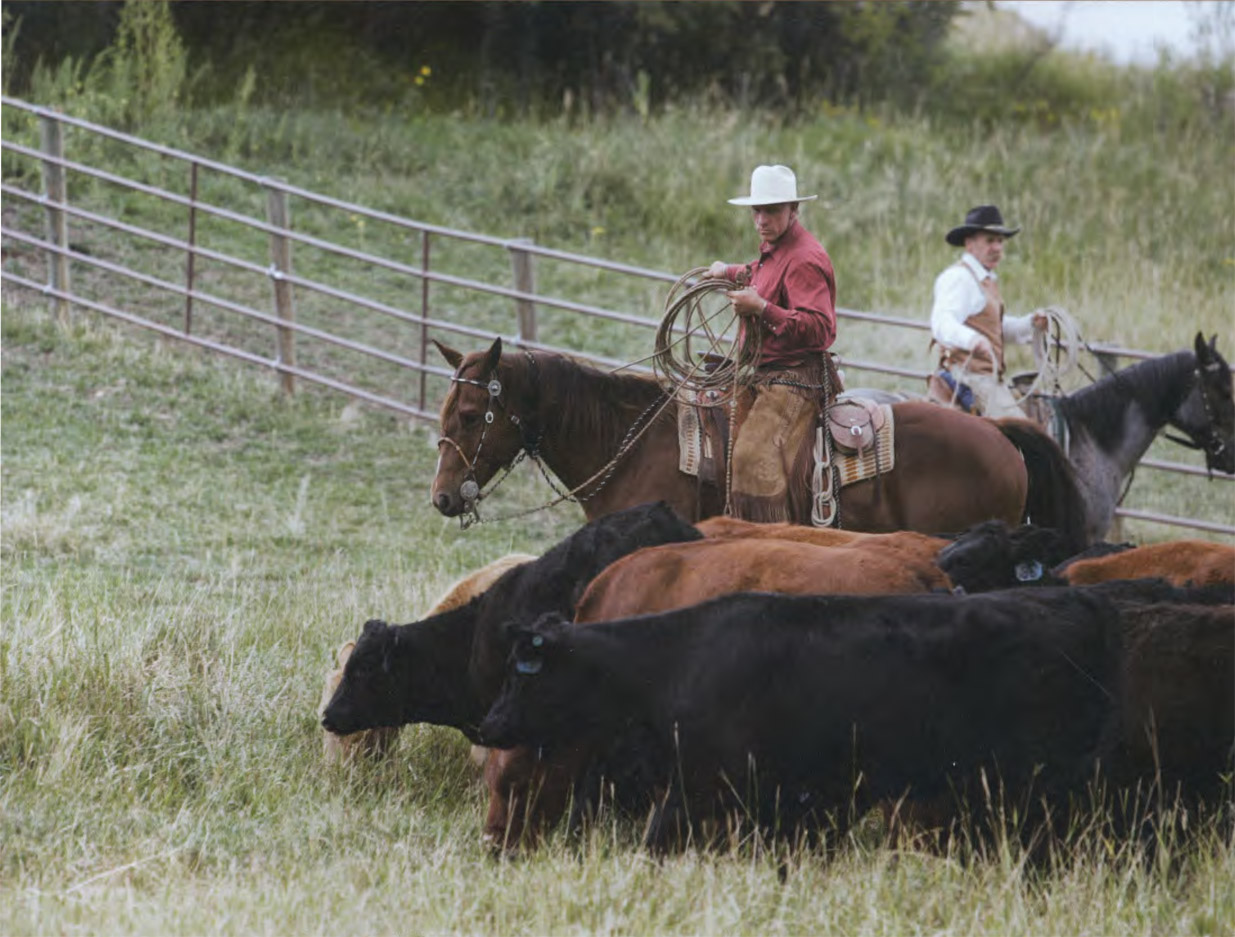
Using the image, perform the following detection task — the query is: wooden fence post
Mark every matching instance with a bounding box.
[508,237,537,343]
[39,111,70,324]
[265,183,297,395]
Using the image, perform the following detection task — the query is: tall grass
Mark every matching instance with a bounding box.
[3,280,1234,935]
[3,14,1234,931]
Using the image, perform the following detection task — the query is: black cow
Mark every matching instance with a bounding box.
[936,520,1127,593]
[320,501,702,741]
[1114,601,1234,809]
[479,587,1130,851]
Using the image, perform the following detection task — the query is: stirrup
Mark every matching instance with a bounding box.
[811,426,838,527]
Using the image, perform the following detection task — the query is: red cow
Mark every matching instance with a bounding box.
[1061,540,1234,587]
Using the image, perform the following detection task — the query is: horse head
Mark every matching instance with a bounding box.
[1168,333,1235,476]
[432,336,535,518]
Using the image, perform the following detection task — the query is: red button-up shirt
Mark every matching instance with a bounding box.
[724,218,837,368]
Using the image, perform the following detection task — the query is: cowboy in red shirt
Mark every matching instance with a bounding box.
[704,164,838,521]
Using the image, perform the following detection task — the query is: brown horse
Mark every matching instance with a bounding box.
[431,337,1087,545]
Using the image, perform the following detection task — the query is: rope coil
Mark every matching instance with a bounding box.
[652,267,762,407]
[1024,304,1082,397]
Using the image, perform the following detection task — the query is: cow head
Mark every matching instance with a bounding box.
[320,619,402,735]
[936,520,1072,593]
[477,613,585,749]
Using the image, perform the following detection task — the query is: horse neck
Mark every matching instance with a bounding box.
[524,355,667,488]
[1060,351,1196,475]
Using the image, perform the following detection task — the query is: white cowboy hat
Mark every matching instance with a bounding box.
[727,164,817,206]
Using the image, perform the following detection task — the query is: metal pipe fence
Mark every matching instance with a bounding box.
[1,96,1230,537]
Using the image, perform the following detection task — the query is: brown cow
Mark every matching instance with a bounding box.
[695,515,864,545]
[1061,540,1234,588]
[574,533,952,622]
[482,529,954,849]
[320,552,536,764]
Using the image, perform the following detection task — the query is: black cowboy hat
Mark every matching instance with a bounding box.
[946,205,1022,246]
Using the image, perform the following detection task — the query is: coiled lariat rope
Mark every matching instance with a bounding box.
[652,268,762,406]
[1024,304,1082,399]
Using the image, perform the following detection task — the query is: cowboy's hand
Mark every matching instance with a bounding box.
[705,261,729,279]
[1032,312,1049,331]
[727,287,767,319]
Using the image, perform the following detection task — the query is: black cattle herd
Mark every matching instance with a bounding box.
[321,502,1234,854]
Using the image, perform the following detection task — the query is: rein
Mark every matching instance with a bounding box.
[441,270,755,529]
[439,349,675,528]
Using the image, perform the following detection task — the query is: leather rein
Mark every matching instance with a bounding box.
[437,349,672,528]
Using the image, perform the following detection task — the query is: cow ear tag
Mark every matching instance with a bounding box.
[516,658,543,675]
[531,634,544,647]
[1014,560,1044,582]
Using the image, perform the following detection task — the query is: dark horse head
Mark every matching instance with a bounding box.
[1174,333,1235,476]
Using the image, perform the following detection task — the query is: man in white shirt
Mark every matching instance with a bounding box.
[928,205,1045,418]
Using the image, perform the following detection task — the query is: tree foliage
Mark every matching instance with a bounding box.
[4,1,960,115]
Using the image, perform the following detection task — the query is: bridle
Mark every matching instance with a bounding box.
[437,348,674,529]
[1163,362,1231,474]
[437,350,542,526]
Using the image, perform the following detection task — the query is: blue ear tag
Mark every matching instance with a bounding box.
[1015,560,1044,582]
[531,635,544,647]
[516,658,543,675]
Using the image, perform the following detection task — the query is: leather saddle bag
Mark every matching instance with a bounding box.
[827,398,886,455]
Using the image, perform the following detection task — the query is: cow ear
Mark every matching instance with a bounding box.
[362,619,388,639]
[1195,332,1209,363]
[433,339,463,369]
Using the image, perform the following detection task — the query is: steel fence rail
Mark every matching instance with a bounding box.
[2,95,1230,538]
[4,141,682,331]
[1,270,434,419]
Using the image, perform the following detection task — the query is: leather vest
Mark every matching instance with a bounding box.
[938,262,1005,377]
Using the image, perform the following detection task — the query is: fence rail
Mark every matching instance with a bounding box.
[2,96,1230,538]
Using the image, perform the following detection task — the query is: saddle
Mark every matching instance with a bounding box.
[677,379,897,524]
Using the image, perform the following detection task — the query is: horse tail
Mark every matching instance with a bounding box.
[995,418,1090,551]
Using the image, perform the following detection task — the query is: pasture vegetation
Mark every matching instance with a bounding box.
[5,300,1235,936]
[2,4,1234,933]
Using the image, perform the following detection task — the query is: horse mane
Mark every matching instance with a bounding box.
[1056,350,1195,452]
[523,351,670,459]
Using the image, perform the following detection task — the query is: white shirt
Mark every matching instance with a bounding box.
[930,252,1037,352]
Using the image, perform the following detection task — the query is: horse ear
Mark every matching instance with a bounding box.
[433,339,464,369]
[482,336,503,375]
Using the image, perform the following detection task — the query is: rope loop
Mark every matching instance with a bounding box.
[652,268,762,407]
[1024,304,1082,398]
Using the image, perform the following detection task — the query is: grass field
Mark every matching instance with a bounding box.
[2,43,1234,932]
[3,288,1235,935]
